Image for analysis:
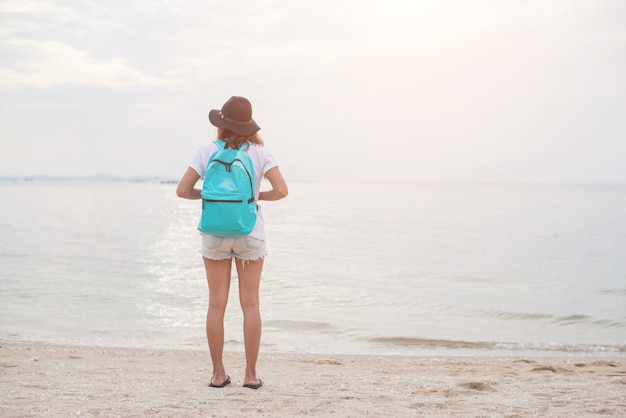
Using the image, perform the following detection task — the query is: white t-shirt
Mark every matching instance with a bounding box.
[189,141,279,241]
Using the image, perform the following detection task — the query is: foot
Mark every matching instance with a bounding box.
[243,379,263,389]
[209,374,231,388]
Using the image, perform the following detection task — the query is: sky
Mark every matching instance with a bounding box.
[1,0,625,183]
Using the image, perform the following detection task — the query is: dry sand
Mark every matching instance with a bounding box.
[1,341,624,417]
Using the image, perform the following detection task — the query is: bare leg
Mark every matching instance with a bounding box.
[235,258,264,387]
[203,257,232,386]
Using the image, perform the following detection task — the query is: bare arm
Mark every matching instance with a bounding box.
[259,166,288,201]
[176,167,202,200]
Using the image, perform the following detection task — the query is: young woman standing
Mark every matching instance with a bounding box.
[176,96,288,389]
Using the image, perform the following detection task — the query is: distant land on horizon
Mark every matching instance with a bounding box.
[1,175,625,187]
[0,174,178,183]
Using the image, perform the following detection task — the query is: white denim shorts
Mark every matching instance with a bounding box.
[200,234,267,261]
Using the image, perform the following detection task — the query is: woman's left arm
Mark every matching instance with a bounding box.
[176,167,202,199]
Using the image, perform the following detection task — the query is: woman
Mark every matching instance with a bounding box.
[176,96,288,389]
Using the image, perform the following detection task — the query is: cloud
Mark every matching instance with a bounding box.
[0,39,171,89]
[0,0,625,182]
[0,0,78,17]
[0,0,179,89]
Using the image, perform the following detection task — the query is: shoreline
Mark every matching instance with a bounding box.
[4,334,625,358]
[2,341,625,417]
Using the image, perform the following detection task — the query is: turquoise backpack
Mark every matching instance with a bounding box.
[198,140,257,237]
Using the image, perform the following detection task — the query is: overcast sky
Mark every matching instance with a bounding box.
[1,0,625,183]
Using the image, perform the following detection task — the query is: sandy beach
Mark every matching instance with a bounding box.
[1,342,624,417]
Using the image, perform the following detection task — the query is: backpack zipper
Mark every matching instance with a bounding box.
[209,158,255,203]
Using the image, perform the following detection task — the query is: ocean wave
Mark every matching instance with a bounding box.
[368,337,492,349]
[493,342,626,353]
[367,336,626,353]
[597,287,626,297]
[479,309,626,329]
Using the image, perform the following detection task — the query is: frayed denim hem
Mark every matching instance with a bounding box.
[199,253,266,265]
[235,254,266,268]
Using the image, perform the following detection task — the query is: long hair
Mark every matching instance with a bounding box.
[217,128,264,149]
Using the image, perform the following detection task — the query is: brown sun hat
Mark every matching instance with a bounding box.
[208,96,260,136]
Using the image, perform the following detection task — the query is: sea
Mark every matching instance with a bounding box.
[1,179,625,357]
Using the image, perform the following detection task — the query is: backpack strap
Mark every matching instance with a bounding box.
[213,139,250,151]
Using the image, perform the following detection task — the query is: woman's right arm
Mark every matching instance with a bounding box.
[176,167,202,200]
[259,166,288,201]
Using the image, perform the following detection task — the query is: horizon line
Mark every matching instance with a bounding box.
[1,174,625,187]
